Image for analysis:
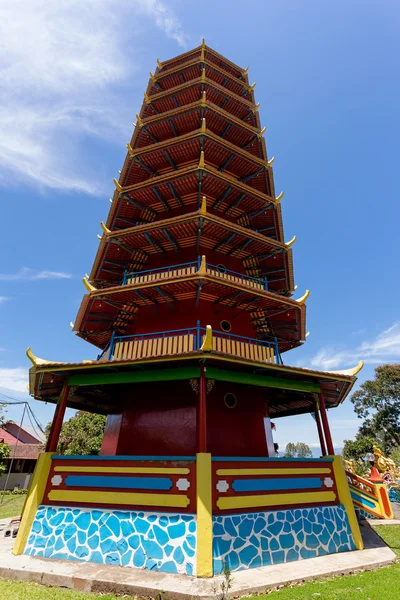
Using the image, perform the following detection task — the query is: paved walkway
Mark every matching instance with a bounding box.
[0,520,395,599]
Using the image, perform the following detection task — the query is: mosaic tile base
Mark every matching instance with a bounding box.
[25,506,196,575]
[357,508,379,520]
[213,505,356,573]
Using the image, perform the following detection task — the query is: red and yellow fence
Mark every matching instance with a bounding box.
[346,470,394,519]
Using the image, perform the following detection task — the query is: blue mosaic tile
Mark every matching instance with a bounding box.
[212,505,356,573]
[25,506,196,575]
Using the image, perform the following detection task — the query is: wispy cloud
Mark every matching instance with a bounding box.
[0,268,71,281]
[0,297,9,304]
[0,368,29,394]
[306,322,400,370]
[0,0,187,194]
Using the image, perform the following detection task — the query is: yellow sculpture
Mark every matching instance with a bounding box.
[373,446,398,480]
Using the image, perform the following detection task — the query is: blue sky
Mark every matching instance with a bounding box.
[0,0,399,451]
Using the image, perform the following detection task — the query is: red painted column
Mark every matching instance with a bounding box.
[46,383,69,453]
[314,405,327,456]
[197,364,207,452]
[319,393,335,455]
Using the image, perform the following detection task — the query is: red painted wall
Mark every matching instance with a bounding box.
[100,381,268,457]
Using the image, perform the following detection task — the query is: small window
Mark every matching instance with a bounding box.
[220,320,231,332]
[217,264,227,273]
[224,393,237,409]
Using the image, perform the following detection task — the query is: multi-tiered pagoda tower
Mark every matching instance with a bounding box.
[16,42,368,578]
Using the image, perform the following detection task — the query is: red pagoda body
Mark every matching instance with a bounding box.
[14,41,380,578]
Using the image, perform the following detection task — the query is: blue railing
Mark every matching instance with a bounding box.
[122,258,268,290]
[107,322,282,364]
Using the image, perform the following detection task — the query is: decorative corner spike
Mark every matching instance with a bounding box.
[294,284,298,291]
[127,143,134,157]
[100,221,111,235]
[70,321,75,329]
[201,90,206,106]
[83,277,97,293]
[258,126,267,138]
[26,347,58,367]
[113,178,123,193]
[202,38,206,47]
[296,289,310,305]
[157,58,162,68]
[243,66,249,75]
[201,67,206,82]
[285,235,296,248]
[200,325,213,352]
[149,71,157,83]
[97,234,102,240]
[199,150,205,168]
[200,46,205,61]
[268,156,275,166]
[198,254,207,275]
[144,92,151,104]
[328,360,364,377]
[275,191,284,203]
[253,102,261,112]
[200,196,207,215]
[305,331,310,338]
[201,117,206,133]
[136,114,143,128]
[248,82,256,92]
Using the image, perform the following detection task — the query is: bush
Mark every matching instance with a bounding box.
[0,489,28,496]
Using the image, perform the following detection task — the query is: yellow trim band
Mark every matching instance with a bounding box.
[216,467,332,476]
[48,490,190,508]
[331,455,363,550]
[217,491,336,511]
[13,452,52,555]
[54,466,190,475]
[196,453,213,577]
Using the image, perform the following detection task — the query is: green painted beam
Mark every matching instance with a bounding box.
[206,367,320,393]
[68,366,200,387]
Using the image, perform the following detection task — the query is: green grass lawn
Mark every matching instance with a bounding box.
[0,580,121,599]
[0,495,25,520]
[249,524,400,600]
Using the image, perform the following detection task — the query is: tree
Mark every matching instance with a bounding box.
[47,411,107,455]
[0,442,10,474]
[351,364,400,453]
[284,442,312,458]
[342,435,376,475]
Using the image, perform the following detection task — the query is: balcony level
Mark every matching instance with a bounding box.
[102,323,282,366]
[122,257,269,291]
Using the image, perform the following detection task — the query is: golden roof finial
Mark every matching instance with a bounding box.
[198,254,207,275]
[26,348,65,367]
[275,191,284,203]
[100,222,111,235]
[126,143,135,157]
[136,114,143,128]
[248,82,256,92]
[113,178,123,193]
[144,92,151,105]
[268,156,275,166]
[149,71,157,83]
[200,325,213,352]
[258,126,267,138]
[201,117,206,133]
[201,67,206,83]
[253,102,261,113]
[306,331,310,338]
[83,277,97,293]
[70,321,75,329]
[329,361,364,376]
[243,66,249,76]
[296,290,310,305]
[201,90,206,106]
[285,235,296,248]
[157,58,162,68]
[199,150,205,168]
[200,196,207,215]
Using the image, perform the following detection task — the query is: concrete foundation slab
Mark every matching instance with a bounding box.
[0,521,395,599]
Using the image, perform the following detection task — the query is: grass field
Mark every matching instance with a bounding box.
[0,521,396,599]
[250,524,400,600]
[0,495,25,520]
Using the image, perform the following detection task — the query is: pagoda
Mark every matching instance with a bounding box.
[14,41,373,577]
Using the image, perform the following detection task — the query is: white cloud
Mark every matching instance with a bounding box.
[0,268,71,281]
[0,368,29,394]
[0,0,187,194]
[0,297,9,304]
[307,322,400,370]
